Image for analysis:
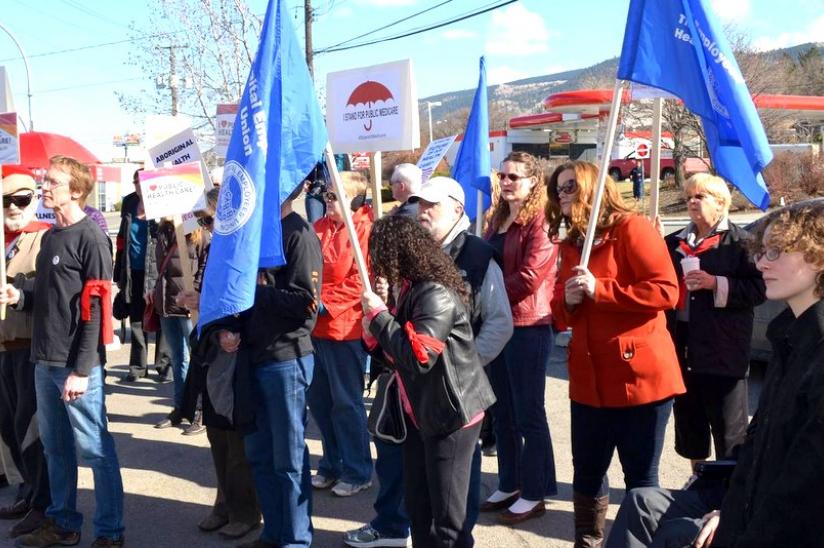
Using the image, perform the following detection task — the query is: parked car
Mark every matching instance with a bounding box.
[608,155,710,182]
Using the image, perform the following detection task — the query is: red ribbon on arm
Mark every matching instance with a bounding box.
[80,280,113,345]
[404,321,445,366]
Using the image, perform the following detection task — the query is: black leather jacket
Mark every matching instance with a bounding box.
[368,281,496,438]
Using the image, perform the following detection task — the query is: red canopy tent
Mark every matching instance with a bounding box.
[19,131,100,169]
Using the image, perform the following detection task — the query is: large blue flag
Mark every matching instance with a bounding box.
[618,0,772,209]
[452,57,492,221]
[199,0,327,330]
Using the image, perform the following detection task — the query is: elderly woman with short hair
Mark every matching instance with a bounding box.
[663,174,766,473]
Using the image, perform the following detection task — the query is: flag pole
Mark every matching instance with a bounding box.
[649,96,663,219]
[475,188,484,236]
[324,143,372,292]
[370,152,383,220]
[580,80,625,269]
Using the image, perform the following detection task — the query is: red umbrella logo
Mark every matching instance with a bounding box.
[346,81,395,131]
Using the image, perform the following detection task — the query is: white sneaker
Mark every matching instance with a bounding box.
[332,480,373,497]
[311,473,336,489]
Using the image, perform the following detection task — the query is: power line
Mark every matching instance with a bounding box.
[315,0,517,55]
[0,31,184,63]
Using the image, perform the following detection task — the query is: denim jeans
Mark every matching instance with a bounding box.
[490,325,558,501]
[159,315,192,410]
[244,356,314,547]
[571,398,673,498]
[370,438,410,538]
[307,338,372,484]
[34,365,124,540]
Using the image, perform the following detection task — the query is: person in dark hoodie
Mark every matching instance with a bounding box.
[215,183,322,548]
[606,199,824,548]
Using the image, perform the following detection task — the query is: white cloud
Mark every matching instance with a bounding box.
[753,14,824,51]
[442,29,476,41]
[487,66,529,86]
[485,4,549,56]
[710,0,751,22]
[335,6,353,17]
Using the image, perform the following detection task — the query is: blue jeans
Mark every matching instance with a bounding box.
[490,325,558,501]
[307,338,372,484]
[370,438,410,538]
[159,316,191,410]
[244,356,314,547]
[571,399,673,498]
[34,365,124,539]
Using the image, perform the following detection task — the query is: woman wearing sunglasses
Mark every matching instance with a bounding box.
[479,151,559,524]
[546,160,685,546]
[307,171,374,497]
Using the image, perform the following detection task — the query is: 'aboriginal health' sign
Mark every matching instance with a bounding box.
[326,59,420,153]
[140,162,207,221]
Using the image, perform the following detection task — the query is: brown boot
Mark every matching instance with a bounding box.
[573,492,609,548]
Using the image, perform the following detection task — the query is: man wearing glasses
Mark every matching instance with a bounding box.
[0,168,51,540]
[0,156,125,548]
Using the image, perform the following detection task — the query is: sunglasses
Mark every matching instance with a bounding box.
[497,172,525,183]
[556,179,578,195]
[3,193,35,209]
[323,191,338,202]
[196,216,214,227]
[753,247,781,262]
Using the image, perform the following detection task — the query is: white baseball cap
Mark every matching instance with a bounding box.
[408,176,465,207]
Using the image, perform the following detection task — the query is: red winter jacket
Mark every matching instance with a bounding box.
[486,214,558,327]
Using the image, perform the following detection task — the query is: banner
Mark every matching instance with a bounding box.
[0,112,19,164]
[417,135,457,182]
[214,103,239,157]
[199,0,327,330]
[326,59,420,153]
[0,67,14,113]
[139,162,206,221]
[618,0,772,209]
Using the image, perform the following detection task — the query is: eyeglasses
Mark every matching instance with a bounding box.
[556,179,578,195]
[41,176,69,189]
[687,193,708,201]
[196,216,214,227]
[3,193,35,209]
[497,172,525,183]
[753,247,782,262]
[323,191,338,202]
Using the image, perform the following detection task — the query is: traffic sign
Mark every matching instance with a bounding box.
[636,142,650,158]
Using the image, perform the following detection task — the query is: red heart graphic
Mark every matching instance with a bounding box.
[149,184,157,191]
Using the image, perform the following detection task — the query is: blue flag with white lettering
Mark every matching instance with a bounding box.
[199,0,327,331]
[618,0,772,209]
[452,57,492,221]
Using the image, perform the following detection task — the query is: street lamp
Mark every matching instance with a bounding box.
[426,100,442,143]
[0,21,33,130]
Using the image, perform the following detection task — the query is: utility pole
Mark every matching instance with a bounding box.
[304,0,314,79]
[159,45,179,116]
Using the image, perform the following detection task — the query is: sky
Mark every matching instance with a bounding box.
[2,0,824,160]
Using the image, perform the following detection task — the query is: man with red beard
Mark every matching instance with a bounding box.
[0,167,51,539]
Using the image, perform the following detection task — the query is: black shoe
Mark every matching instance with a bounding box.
[90,536,124,547]
[9,508,46,538]
[0,499,29,520]
[155,409,182,429]
[154,374,172,384]
[122,374,138,383]
[182,410,206,436]
[13,519,80,547]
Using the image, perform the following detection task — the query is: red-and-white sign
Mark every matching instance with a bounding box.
[214,103,238,158]
[350,152,371,170]
[635,142,650,158]
[326,59,420,153]
[553,131,573,144]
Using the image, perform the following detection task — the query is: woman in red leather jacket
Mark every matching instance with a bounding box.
[547,160,685,546]
[361,215,495,548]
[479,151,559,525]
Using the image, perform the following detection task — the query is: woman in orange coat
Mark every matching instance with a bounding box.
[546,160,685,547]
[307,171,374,498]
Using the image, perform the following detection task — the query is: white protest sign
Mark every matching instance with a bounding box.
[214,104,238,158]
[416,135,457,182]
[326,59,420,153]
[139,162,206,221]
[0,112,19,164]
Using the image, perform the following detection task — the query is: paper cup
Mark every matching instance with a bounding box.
[680,256,700,274]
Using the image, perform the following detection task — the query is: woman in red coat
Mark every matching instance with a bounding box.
[546,160,685,547]
[307,171,374,497]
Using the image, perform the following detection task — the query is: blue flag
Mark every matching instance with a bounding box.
[199,0,327,331]
[618,0,772,209]
[452,57,492,221]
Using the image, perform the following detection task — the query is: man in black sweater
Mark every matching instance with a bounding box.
[1,156,124,548]
[216,185,322,548]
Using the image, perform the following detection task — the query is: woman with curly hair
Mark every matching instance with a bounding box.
[361,215,496,548]
[547,160,684,547]
[479,151,559,524]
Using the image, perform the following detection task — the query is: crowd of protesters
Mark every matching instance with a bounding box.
[0,152,821,548]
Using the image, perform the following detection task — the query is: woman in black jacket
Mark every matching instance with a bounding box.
[361,215,496,548]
